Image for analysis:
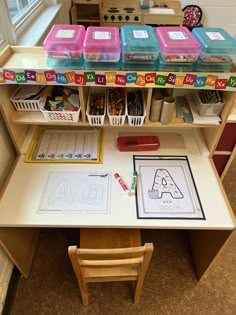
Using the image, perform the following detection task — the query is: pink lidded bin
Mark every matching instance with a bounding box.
[43,24,85,59]
[83,26,121,62]
[155,26,201,63]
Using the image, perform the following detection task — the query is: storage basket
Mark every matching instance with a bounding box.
[86,87,106,126]
[193,90,224,117]
[127,89,146,126]
[10,86,48,111]
[107,87,127,126]
[41,108,80,122]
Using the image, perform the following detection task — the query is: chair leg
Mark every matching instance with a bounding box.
[134,281,141,304]
[134,243,154,304]
[80,282,89,306]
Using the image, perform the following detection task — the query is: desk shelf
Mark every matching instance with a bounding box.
[0,45,236,281]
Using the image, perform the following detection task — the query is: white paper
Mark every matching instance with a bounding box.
[33,129,100,161]
[149,8,175,15]
[38,172,111,213]
[134,156,204,219]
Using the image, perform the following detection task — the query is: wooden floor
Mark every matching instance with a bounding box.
[8,158,236,315]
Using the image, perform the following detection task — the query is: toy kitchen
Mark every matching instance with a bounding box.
[99,0,183,27]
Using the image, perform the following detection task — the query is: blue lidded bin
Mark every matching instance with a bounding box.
[192,28,236,68]
[121,25,160,62]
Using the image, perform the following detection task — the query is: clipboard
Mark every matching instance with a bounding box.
[25,127,103,164]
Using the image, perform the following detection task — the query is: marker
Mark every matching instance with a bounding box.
[114,173,129,195]
[130,171,138,195]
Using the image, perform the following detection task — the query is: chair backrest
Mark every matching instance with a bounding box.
[68,243,154,305]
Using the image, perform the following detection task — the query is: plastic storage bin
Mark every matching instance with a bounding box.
[121,58,157,70]
[84,60,121,70]
[126,89,146,126]
[193,59,233,72]
[193,90,224,117]
[155,26,200,63]
[156,54,194,71]
[83,26,120,62]
[121,25,159,62]
[86,87,106,126]
[107,87,127,126]
[192,28,236,63]
[46,57,84,70]
[43,24,85,69]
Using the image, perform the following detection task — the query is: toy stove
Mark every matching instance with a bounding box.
[100,0,142,25]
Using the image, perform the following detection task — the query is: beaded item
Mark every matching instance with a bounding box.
[182,5,203,31]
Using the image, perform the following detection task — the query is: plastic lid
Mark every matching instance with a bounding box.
[43,24,85,53]
[83,26,120,53]
[155,26,201,53]
[192,27,236,54]
[121,25,159,52]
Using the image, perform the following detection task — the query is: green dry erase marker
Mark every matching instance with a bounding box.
[130,171,138,195]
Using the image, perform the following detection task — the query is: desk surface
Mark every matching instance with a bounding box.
[0,127,235,230]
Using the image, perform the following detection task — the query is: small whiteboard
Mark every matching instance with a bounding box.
[38,172,111,213]
[134,156,205,220]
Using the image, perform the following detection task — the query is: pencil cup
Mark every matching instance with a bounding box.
[150,96,163,122]
[160,96,176,125]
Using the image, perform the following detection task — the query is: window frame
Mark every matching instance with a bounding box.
[0,0,57,49]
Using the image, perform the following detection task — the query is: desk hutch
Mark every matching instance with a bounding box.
[0,46,235,280]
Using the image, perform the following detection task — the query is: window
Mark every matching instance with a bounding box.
[7,0,42,22]
[7,0,44,35]
[0,0,49,49]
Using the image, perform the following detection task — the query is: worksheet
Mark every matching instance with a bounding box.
[25,128,103,163]
[38,172,111,213]
[134,155,205,219]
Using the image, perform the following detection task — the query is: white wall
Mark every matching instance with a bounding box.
[180,0,236,37]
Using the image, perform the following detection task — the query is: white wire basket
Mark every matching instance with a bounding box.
[41,108,81,122]
[127,89,146,126]
[86,87,106,126]
[107,87,127,126]
[10,86,48,111]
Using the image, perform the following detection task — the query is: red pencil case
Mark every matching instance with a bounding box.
[117,135,160,152]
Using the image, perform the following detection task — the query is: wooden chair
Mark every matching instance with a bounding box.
[68,229,154,306]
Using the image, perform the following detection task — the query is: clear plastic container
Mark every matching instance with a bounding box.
[84,60,120,70]
[193,91,224,117]
[192,27,236,63]
[121,60,157,71]
[155,26,200,63]
[83,26,120,62]
[121,25,159,62]
[156,54,194,71]
[194,59,232,72]
[46,57,84,70]
[43,24,85,59]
